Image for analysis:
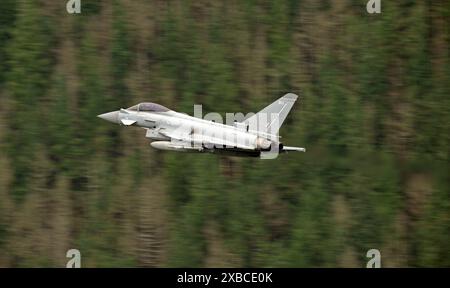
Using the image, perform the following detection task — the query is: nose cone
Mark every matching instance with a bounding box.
[97,111,119,124]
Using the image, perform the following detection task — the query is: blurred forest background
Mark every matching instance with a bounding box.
[0,0,448,267]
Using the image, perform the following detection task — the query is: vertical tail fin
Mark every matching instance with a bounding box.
[241,93,298,135]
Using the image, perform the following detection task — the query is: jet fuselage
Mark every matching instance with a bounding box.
[98,94,305,158]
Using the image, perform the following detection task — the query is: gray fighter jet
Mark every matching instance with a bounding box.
[98,93,305,158]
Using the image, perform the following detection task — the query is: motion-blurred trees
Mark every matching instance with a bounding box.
[5,0,54,201]
[0,0,448,267]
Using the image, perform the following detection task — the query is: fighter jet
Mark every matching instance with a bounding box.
[98,93,305,158]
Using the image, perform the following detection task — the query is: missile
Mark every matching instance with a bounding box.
[150,141,202,152]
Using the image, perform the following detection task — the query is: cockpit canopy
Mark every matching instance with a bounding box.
[127,102,170,112]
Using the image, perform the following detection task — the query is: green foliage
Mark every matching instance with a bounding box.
[111,0,132,108]
[45,74,73,172]
[288,177,335,266]
[5,0,54,201]
[0,0,17,84]
[0,0,448,267]
[0,223,6,248]
[79,0,102,16]
[77,219,137,267]
[413,162,449,267]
